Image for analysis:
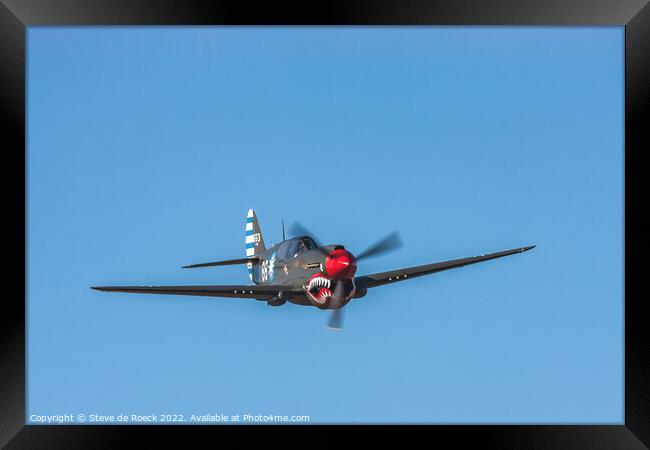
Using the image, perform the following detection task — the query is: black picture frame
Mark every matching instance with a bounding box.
[2,0,648,447]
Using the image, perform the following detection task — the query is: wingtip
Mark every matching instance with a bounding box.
[521,245,536,252]
[91,286,106,291]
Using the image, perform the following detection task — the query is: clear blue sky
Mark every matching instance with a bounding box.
[27,26,623,424]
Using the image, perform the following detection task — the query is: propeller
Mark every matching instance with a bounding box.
[288,222,329,256]
[288,222,403,261]
[327,309,343,330]
[356,231,403,261]
[326,280,346,330]
[288,221,404,330]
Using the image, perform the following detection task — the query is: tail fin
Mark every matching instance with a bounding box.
[245,209,266,280]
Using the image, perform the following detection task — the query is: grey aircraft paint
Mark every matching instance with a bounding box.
[93,209,535,329]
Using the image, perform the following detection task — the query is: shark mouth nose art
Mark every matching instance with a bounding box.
[304,273,357,308]
[306,274,333,305]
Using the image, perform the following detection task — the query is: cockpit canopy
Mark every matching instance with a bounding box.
[278,237,318,259]
[302,237,318,250]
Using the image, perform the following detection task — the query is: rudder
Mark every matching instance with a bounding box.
[245,209,266,280]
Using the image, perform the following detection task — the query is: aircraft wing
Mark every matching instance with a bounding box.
[355,245,535,289]
[91,284,303,299]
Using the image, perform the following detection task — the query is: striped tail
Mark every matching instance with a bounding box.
[245,209,266,280]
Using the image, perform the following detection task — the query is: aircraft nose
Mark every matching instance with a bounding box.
[325,249,357,279]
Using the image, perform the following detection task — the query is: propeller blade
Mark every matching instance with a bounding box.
[288,222,329,256]
[326,280,346,330]
[288,222,317,242]
[332,279,345,305]
[355,231,403,261]
[327,309,343,330]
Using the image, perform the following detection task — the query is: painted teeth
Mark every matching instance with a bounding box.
[308,276,331,290]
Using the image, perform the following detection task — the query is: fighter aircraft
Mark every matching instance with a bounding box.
[92,209,535,330]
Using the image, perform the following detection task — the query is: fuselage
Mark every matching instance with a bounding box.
[249,236,358,308]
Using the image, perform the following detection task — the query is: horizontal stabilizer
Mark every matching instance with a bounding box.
[182,257,260,269]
